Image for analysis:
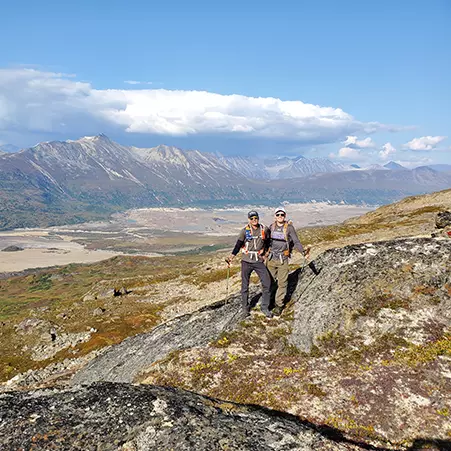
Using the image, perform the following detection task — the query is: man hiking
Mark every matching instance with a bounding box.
[266,207,309,316]
[226,210,272,319]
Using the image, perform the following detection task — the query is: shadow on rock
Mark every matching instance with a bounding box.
[2,381,446,450]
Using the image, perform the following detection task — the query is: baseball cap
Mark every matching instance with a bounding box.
[274,207,286,215]
[248,210,259,218]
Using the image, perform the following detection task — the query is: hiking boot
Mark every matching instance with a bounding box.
[261,309,273,319]
[272,306,283,316]
[240,308,251,320]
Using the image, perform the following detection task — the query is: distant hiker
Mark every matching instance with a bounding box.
[226,210,272,319]
[266,207,309,316]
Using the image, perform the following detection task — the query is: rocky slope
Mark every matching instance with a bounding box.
[71,294,250,385]
[291,237,451,352]
[299,188,451,259]
[1,199,450,450]
[7,236,446,448]
[130,238,450,446]
[0,382,400,451]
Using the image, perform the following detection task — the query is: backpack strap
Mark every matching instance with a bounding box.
[270,221,291,258]
[241,224,266,259]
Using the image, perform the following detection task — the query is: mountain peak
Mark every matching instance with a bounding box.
[384,161,406,170]
[78,133,111,142]
[63,134,112,145]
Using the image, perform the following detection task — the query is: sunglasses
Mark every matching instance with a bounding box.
[275,213,286,217]
[249,216,259,220]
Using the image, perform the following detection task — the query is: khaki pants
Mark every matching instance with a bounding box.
[266,258,289,307]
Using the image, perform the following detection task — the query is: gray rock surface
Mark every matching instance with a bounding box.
[290,237,451,352]
[2,382,449,450]
[435,211,451,229]
[0,381,394,451]
[1,245,24,252]
[72,293,252,385]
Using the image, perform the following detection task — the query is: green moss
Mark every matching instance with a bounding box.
[306,383,327,397]
[406,205,444,217]
[298,222,391,246]
[282,367,303,376]
[315,331,411,367]
[193,267,240,288]
[392,334,451,367]
[281,340,301,356]
[28,274,53,292]
[325,415,378,441]
[352,290,411,319]
[210,331,240,348]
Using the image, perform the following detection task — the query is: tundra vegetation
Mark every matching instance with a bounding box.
[1,188,450,449]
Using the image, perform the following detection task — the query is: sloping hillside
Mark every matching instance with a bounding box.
[298,188,451,257]
[1,190,450,449]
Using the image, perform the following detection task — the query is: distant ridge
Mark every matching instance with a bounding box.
[1,134,450,230]
[425,164,451,172]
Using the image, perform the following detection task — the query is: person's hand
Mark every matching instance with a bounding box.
[303,246,311,259]
[225,254,234,266]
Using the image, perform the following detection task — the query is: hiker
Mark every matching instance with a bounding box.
[266,207,309,316]
[226,210,272,319]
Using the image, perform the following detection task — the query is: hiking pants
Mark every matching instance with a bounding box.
[241,260,271,311]
[266,258,289,307]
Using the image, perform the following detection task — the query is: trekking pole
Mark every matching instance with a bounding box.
[302,246,321,275]
[225,258,231,303]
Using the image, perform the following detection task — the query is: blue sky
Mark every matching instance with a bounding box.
[0,0,449,166]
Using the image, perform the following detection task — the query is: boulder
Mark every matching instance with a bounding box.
[1,245,24,252]
[0,382,382,450]
[435,211,451,229]
[290,237,451,352]
[71,292,253,385]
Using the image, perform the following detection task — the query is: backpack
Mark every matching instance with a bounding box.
[241,224,266,259]
[270,222,293,257]
[244,223,265,241]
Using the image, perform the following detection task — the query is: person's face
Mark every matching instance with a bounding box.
[275,212,286,223]
[249,215,259,226]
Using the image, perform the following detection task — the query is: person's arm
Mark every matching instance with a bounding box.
[226,229,245,263]
[231,239,245,256]
[288,224,305,254]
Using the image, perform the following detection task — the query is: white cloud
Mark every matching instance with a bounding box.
[337,147,362,160]
[0,68,397,143]
[124,80,153,85]
[379,142,396,160]
[342,135,376,149]
[402,135,447,151]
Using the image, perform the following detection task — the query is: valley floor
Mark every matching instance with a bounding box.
[0,202,372,273]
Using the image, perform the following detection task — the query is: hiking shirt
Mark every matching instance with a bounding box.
[270,222,304,262]
[232,224,270,263]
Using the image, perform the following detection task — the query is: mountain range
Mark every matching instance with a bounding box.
[0,134,450,229]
